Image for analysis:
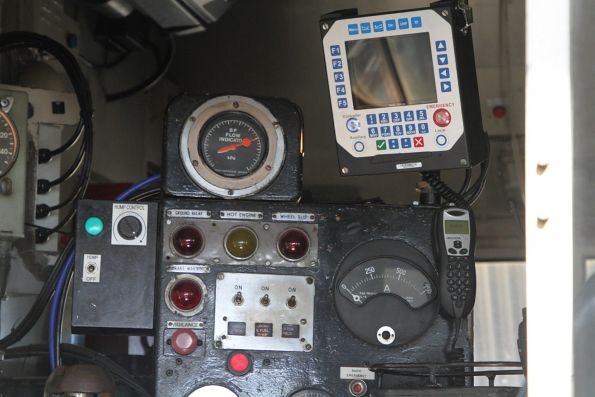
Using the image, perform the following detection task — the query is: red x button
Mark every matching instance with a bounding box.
[413,137,425,148]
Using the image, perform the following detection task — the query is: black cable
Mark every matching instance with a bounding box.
[30,210,76,243]
[0,239,73,350]
[36,183,84,219]
[38,121,84,163]
[3,343,150,397]
[37,145,86,193]
[105,34,174,102]
[0,32,95,240]
[458,168,472,195]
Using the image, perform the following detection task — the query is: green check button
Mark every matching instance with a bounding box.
[376,139,387,151]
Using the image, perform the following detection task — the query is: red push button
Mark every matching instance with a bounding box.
[433,108,452,128]
[171,329,197,356]
[349,379,367,396]
[227,351,252,376]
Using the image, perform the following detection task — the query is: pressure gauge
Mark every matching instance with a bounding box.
[180,96,286,199]
[0,111,18,177]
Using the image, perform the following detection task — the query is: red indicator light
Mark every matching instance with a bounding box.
[278,228,310,261]
[492,105,507,119]
[171,329,197,355]
[170,279,202,311]
[227,352,251,376]
[349,379,367,396]
[433,108,452,128]
[173,226,203,257]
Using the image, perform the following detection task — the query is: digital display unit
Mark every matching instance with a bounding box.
[346,33,437,110]
[320,4,488,176]
[444,219,469,235]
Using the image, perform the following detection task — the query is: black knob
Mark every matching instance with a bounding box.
[117,216,142,240]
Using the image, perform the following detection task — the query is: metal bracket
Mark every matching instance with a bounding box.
[456,0,474,32]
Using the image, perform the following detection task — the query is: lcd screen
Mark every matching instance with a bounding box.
[444,220,470,235]
[345,33,438,110]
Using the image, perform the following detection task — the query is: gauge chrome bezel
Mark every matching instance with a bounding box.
[180,96,286,199]
[0,111,19,177]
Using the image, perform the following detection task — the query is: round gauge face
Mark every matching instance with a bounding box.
[0,111,18,177]
[338,257,436,309]
[199,111,268,178]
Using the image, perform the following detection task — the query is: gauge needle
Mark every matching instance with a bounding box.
[341,284,362,303]
[217,137,257,154]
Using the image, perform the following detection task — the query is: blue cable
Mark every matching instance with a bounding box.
[48,174,161,370]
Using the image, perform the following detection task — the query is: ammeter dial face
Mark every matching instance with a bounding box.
[199,112,267,178]
[0,111,18,177]
[338,257,435,309]
[333,240,439,346]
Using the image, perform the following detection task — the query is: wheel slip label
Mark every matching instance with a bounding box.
[272,212,316,222]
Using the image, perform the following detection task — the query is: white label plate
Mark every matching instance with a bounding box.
[340,367,376,380]
[167,209,211,219]
[82,254,101,283]
[272,212,316,222]
[220,210,263,220]
[111,203,149,246]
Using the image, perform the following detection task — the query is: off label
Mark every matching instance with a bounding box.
[272,212,315,222]
[220,210,263,220]
[82,254,101,283]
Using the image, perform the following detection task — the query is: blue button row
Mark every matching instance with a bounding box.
[367,110,427,125]
[331,50,349,109]
[354,135,435,153]
[348,16,422,35]
[435,41,452,93]
[368,123,429,138]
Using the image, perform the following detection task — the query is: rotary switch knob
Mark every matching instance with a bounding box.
[117,215,143,240]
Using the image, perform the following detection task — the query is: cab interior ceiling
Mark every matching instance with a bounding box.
[0,0,524,264]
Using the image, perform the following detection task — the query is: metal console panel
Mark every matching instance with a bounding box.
[214,273,315,352]
[155,199,471,397]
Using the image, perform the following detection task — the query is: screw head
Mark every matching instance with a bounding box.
[304,344,312,351]
[300,318,307,325]
[442,10,449,17]
[322,22,329,30]
[341,167,349,174]
[166,369,173,376]
[217,273,225,280]
[460,159,468,166]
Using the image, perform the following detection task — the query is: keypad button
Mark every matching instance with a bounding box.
[455,263,462,270]
[404,111,414,122]
[379,113,389,124]
[460,248,468,255]
[416,110,427,120]
[380,126,391,137]
[452,295,458,301]
[456,279,463,286]
[456,271,462,278]
[366,114,377,125]
[368,127,379,138]
[447,279,454,286]
[391,112,402,123]
[454,241,462,249]
[448,248,457,255]
[393,125,403,136]
[405,124,416,135]
[447,271,454,278]
[447,263,454,270]
[448,286,455,293]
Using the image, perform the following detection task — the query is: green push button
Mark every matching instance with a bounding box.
[85,217,104,236]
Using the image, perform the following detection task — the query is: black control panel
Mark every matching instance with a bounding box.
[72,200,158,332]
[154,199,471,397]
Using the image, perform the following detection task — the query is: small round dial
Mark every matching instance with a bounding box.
[0,111,18,177]
[199,112,267,178]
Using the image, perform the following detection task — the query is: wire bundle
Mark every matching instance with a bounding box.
[0,32,95,242]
